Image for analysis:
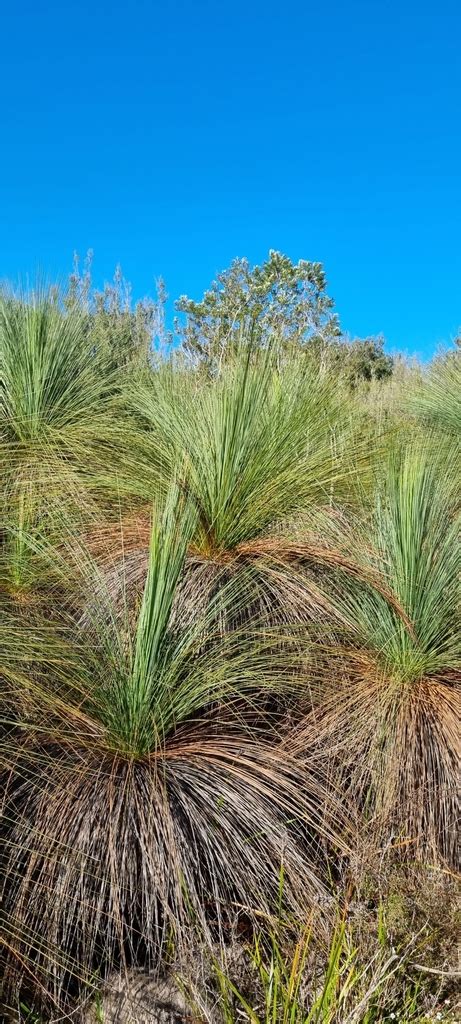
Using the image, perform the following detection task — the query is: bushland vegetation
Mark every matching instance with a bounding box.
[1,253,459,1023]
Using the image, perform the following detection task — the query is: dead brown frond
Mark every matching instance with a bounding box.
[2,728,349,1013]
[292,657,460,867]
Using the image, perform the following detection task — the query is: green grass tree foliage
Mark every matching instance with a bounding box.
[0,288,113,447]
[0,487,77,611]
[1,488,349,1014]
[0,287,126,603]
[293,442,460,865]
[408,345,461,439]
[102,341,370,628]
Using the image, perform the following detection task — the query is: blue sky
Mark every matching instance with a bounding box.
[0,0,459,359]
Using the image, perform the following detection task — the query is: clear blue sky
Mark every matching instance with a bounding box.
[1,0,460,359]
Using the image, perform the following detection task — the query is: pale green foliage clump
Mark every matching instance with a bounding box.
[130,344,355,549]
[0,289,110,444]
[67,251,171,370]
[408,346,461,438]
[295,439,460,864]
[175,251,394,385]
[337,442,460,683]
[175,250,341,364]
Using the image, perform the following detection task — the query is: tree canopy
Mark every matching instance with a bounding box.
[175,250,341,364]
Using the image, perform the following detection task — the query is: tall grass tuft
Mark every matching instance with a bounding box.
[293,442,460,865]
[1,488,349,1015]
[90,340,370,630]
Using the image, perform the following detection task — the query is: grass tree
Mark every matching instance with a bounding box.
[0,288,117,466]
[294,442,460,865]
[408,347,461,439]
[1,487,349,1016]
[0,286,125,497]
[91,341,371,630]
[0,288,131,609]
